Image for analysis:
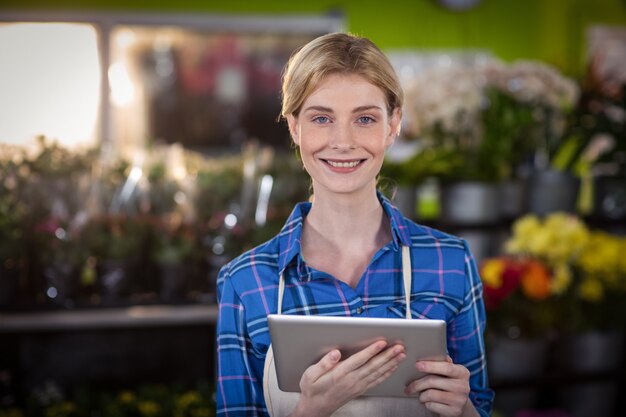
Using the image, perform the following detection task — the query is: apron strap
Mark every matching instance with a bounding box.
[402,245,412,319]
[278,270,286,315]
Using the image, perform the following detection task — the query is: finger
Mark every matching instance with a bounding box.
[405,374,469,396]
[416,359,469,379]
[358,346,406,384]
[419,389,469,414]
[368,363,400,388]
[337,340,388,372]
[302,349,341,384]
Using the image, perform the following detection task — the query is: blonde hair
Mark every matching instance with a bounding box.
[280,32,403,119]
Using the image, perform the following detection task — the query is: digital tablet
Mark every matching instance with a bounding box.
[267,314,447,397]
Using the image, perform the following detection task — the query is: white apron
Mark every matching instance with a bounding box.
[262,246,437,416]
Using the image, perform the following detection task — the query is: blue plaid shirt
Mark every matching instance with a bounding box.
[216,193,494,416]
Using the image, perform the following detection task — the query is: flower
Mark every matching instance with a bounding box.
[400,58,580,182]
[567,230,626,331]
[497,212,626,333]
[480,256,561,337]
[505,213,589,291]
[482,213,593,337]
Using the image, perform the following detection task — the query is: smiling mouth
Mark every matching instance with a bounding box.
[322,159,365,168]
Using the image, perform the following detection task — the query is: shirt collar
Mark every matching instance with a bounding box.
[276,191,412,275]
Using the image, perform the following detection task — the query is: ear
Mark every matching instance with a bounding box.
[286,114,300,146]
[385,107,402,148]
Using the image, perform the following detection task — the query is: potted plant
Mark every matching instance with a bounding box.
[481,212,588,413]
[550,229,625,416]
[401,63,502,225]
[150,219,198,303]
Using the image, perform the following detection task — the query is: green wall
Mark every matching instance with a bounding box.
[2,0,626,76]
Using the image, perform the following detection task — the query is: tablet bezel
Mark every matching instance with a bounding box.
[267,314,447,397]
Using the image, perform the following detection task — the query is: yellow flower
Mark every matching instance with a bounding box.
[551,263,572,295]
[138,401,160,417]
[480,259,506,288]
[579,278,604,302]
[119,391,136,404]
[177,391,201,410]
[576,231,626,292]
[506,215,540,253]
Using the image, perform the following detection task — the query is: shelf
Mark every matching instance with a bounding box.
[0,303,219,333]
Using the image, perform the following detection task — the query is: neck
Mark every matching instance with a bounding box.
[304,187,389,249]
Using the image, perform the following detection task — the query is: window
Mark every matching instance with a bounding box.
[0,22,101,147]
[0,11,344,153]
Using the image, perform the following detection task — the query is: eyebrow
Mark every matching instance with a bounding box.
[302,105,384,114]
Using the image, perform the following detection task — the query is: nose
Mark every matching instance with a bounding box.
[329,121,357,150]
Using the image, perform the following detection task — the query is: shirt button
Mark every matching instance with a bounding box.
[356,307,363,315]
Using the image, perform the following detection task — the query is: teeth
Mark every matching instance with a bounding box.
[327,160,361,168]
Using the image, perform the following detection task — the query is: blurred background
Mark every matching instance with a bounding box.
[0,1,625,416]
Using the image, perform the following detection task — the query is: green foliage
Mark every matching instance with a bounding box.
[479,88,537,180]
[381,148,463,186]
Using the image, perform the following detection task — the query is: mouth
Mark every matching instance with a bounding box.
[321,159,366,169]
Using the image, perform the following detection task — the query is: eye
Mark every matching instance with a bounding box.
[312,116,330,124]
[357,116,375,124]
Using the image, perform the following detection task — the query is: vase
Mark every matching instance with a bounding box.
[556,330,624,417]
[487,334,550,416]
[593,175,626,221]
[441,182,499,225]
[527,169,580,216]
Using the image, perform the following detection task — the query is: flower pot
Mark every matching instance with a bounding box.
[555,330,624,417]
[527,169,580,216]
[441,182,499,225]
[488,334,550,381]
[593,175,626,221]
[487,334,550,416]
[556,330,624,373]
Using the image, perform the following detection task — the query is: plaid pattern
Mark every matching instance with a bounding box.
[216,192,494,416]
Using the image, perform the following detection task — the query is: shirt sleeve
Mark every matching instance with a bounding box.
[216,264,268,416]
[448,241,494,417]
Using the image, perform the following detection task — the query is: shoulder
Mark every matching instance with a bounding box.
[217,236,281,296]
[406,220,467,252]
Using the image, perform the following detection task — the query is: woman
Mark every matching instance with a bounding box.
[217,32,493,417]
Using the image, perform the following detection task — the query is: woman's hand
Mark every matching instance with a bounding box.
[405,356,477,417]
[289,340,406,417]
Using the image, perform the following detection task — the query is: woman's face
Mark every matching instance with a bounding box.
[287,73,401,198]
